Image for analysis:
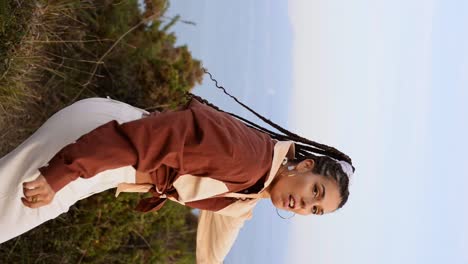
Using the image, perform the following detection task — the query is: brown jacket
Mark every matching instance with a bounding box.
[40,99,275,212]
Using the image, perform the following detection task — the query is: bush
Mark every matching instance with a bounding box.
[0,0,202,262]
[0,0,204,154]
[1,191,197,263]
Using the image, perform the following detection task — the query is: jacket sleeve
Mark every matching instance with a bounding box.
[39,107,193,192]
[196,210,247,264]
[39,98,273,194]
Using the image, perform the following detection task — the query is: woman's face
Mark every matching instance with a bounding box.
[268,159,342,216]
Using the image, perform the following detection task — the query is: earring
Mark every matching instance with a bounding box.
[276,208,296,219]
[287,166,295,171]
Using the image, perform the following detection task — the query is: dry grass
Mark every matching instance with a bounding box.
[0,0,202,262]
[0,0,203,155]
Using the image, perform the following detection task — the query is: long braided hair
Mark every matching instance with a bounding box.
[188,68,353,209]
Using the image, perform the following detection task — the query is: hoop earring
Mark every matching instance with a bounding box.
[276,208,295,219]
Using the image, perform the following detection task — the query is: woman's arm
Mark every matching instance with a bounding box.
[39,120,139,192]
[38,105,193,193]
[32,98,274,209]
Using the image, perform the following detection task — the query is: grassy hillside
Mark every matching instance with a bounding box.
[0,0,202,262]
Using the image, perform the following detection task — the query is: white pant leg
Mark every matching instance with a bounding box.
[0,97,149,243]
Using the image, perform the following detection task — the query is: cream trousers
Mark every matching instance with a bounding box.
[0,97,148,243]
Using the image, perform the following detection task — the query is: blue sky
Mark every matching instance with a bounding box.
[164,1,294,263]
[164,0,468,263]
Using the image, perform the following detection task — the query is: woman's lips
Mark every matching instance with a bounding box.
[283,195,289,208]
[282,195,296,209]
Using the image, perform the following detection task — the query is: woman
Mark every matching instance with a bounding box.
[0,90,353,263]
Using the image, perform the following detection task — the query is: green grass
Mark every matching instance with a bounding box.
[0,0,203,154]
[0,0,37,111]
[1,192,197,263]
[0,0,202,262]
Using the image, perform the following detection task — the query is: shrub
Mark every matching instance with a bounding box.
[0,0,202,262]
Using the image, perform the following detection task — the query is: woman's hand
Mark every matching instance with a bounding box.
[21,174,56,208]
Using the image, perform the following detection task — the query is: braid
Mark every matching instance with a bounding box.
[188,68,354,209]
[189,94,289,141]
[193,68,354,169]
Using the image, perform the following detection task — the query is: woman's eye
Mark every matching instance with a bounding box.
[313,185,318,197]
[312,206,318,214]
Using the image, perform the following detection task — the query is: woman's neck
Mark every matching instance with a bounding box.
[262,163,290,197]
